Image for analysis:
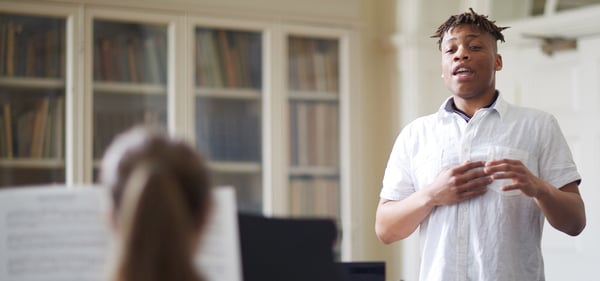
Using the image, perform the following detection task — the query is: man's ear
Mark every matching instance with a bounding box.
[495,54,503,71]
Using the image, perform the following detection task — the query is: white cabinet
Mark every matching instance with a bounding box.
[0,0,358,259]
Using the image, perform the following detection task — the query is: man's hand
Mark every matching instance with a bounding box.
[425,161,492,206]
[484,159,543,198]
[484,158,586,236]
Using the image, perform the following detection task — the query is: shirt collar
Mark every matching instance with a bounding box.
[438,91,508,121]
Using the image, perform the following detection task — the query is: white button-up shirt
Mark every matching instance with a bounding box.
[380,95,581,281]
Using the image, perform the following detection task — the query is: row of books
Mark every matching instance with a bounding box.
[289,101,339,167]
[93,110,166,158]
[195,98,261,162]
[93,32,167,84]
[289,176,339,219]
[195,29,262,89]
[0,18,65,78]
[0,96,64,159]
[288,37,339,93]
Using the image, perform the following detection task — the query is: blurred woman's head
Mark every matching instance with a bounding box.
[101,126,212,281]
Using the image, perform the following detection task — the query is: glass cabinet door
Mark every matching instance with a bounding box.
[287,36,340,220]
[0,13,66,187]
[92,19,168,178]
[193,27,262,213]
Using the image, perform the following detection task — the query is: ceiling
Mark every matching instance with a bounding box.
[532,0,600,15]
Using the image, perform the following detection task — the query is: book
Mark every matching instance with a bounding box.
[295,102,309,166]
[0,115,5,157]
[126,38,139,83]
[144,36,161,84]
[325,43,339,92]
[59,26,65,78]
[53,97,64,159]
[3,102,13,159]
[208,31,224,88]
[0,22,6,76]
[195,32,206,86]
[325,104,339,166]
[314,102,328,166]
[6,21,16,77]
[42,99,54,158]
[24,33,36,77]
[217,31,237,87]
[247,32,261,89]
[288,101,298,165]
[233,32,249,88]
[16,110,35,158]
[116,35,130,82]
[45,28,59,78]
[306,102,318,165]
[99,38,113,81]
[30,97,50,158]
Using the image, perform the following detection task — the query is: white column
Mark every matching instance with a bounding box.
[394,2,423,280]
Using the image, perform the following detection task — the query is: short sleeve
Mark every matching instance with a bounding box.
[538,114,581,189]
[380,126,417,200]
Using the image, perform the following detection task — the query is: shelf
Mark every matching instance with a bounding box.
[94,81,166,95]
[289,166,339,177]
[0,77,64,89]
[0,158,65,168]
[288,90,338,101]
[208,161,261,173]
[196,87,261,99]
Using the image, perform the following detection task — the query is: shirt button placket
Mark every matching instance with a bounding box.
[456,123,473,280]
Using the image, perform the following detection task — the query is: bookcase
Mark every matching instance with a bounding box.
[288,36,340,220]
[0,1,356,259]
[193,25,263,213]
[91,18,169,174]
[0,11,66,187]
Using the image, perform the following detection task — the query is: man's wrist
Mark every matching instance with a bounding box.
[533,180,552,201]
[419,187,438,208]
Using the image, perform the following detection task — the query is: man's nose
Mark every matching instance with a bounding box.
[454,47,470,61]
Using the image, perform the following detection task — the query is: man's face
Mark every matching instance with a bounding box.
[440,24,502,100]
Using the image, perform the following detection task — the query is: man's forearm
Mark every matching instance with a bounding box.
[535,181,586,236]
[375,191,435,244]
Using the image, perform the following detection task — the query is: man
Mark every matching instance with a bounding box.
[375,8,586,281]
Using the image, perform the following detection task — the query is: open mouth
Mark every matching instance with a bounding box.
[453,66,473,76]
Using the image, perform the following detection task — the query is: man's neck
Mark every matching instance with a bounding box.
[452,91,498,117]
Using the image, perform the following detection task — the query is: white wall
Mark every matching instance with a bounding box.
[357,0,400,279]
[497,6,600,280]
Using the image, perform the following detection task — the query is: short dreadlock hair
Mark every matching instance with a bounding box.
[431,8,509,50]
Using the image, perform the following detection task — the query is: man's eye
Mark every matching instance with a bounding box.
[470,45,482,50]
[445,49,455,53]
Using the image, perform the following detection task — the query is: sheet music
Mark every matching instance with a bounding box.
[0,185,242,281]
[0,186,109,281]
[196,187,243,281]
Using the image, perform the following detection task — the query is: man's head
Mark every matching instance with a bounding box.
[432,8,508,51]
[433,9,509,102]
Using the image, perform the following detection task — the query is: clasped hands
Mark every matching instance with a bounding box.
[426,159,544,206]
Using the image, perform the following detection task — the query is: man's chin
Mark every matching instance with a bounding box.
[451,88,494,100]
[452,91,479,100]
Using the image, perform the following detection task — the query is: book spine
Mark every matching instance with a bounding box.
[4,103,13,159]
